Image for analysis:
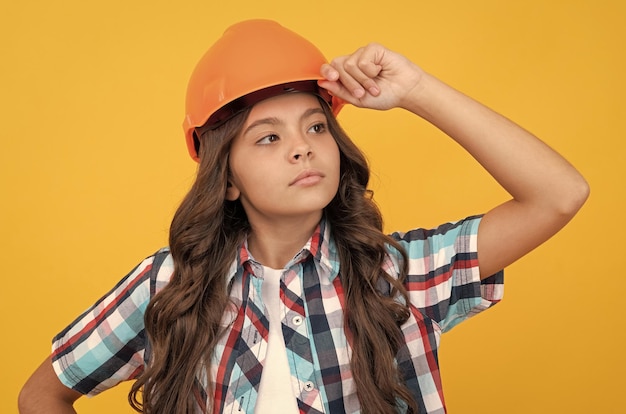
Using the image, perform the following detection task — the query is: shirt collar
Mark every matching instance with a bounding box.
[226,216,340,284]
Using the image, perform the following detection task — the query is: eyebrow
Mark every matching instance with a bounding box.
[242,107,326,136]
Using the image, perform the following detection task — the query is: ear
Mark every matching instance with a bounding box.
[225,180,241,201]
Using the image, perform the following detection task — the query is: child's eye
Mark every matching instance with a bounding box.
[308,123,327,134]
[257,134,279,145]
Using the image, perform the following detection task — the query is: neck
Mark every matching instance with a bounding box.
[247,213,321,269]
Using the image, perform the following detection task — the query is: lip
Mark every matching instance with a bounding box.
[289,169,325,186]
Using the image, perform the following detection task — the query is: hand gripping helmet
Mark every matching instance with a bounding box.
[183,19,345,161]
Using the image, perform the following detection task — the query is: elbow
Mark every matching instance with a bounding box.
[568,175,590,214]
[17,385,76,414]
[17,385,33,413]
[18,371,41,413]
[17,382,48,414]
[556,174,590,219]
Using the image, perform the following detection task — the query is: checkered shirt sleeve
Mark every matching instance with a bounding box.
[50,248,173,396]
[390,215,504,331]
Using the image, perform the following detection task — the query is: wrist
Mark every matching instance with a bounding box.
[398,70,435,115]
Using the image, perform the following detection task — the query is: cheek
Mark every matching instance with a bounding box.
[229,155,272,195]
[328,141,341,174]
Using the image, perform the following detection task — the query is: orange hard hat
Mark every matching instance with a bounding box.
[183,19,345,161]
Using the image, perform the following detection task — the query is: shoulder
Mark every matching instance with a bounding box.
[143,247,174,296]
[148,247,173,276]
[108,248,174,301]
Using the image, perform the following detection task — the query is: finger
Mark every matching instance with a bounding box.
[357,44,385,78]
[334,46,383,97]
[329,54,367,98]
[320,63,339,82]
[320,63,360,105]
[343,55,380,97]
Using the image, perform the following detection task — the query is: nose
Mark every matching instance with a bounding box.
[290,135,312,162]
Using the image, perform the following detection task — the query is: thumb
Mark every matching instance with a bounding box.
[317,79,358,106]
[320,63,339,81]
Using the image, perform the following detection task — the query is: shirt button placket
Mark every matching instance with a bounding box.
[289,314,315,396]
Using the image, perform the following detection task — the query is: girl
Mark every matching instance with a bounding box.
[19,19,589,414]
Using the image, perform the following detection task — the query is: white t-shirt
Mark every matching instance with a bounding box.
[254,266,300,414]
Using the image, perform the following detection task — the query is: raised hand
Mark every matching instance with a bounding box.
[319,43,424,111]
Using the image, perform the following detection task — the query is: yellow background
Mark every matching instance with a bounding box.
[2,1,624,412]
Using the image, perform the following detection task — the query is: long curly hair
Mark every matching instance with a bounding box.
[129,96,417,413]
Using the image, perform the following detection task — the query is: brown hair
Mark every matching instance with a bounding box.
[129,97,416,413]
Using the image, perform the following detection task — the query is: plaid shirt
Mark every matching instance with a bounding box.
[52,215,503,413]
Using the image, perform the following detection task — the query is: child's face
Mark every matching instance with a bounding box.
[227,93,340,226]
